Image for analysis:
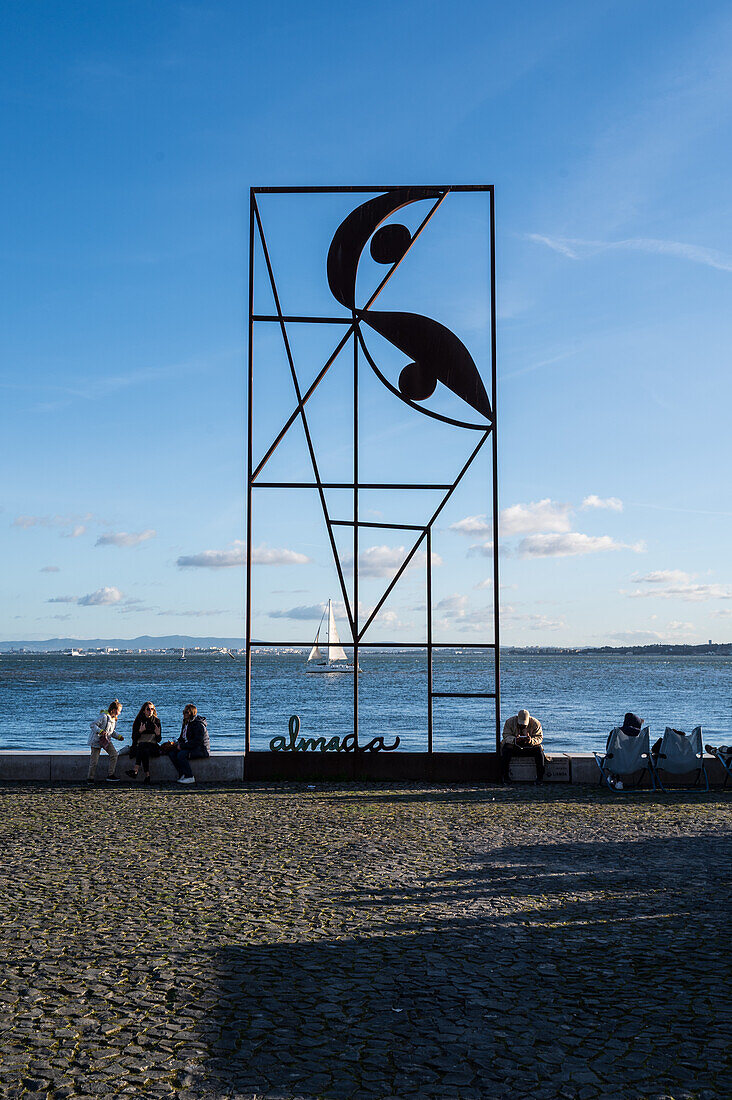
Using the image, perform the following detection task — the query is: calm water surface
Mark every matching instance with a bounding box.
[1,651,730,753]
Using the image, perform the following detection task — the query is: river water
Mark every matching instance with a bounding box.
[1,651,730,754]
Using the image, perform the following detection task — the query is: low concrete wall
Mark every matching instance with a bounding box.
[0,750,243,783]
[0,749,727,786]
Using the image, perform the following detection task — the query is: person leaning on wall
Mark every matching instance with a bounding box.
[88,700,124,783]
[500,708,545,785]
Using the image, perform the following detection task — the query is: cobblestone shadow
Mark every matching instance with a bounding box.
[196,829,732,1100]
[0,785,729,1100]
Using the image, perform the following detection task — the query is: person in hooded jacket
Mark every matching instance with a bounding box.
[168,703,209,785]
[88,700,124,782]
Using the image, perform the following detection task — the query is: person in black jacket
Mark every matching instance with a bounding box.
[168,703,210,785]
[126,701,162,783]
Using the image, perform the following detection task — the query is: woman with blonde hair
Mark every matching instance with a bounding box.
[126,701,162,783]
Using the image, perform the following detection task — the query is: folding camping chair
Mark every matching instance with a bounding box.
[650,726,709,792]
[705,746,732,789]
[594,727,655,791]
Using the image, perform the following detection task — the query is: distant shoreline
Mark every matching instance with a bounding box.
[1,641,731,657]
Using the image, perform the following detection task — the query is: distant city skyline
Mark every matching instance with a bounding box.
[2,0,731,646]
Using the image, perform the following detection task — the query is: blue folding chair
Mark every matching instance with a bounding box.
[594,727,655,791]
[651,726,709,792]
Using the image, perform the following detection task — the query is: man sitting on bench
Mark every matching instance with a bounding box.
[501,708,545,785]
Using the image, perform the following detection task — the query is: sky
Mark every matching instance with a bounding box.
[1,0,731,647]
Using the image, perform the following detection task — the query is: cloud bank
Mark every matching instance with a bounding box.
[177,542,309,568]
[625,569,732,602]
[96,529,156,548]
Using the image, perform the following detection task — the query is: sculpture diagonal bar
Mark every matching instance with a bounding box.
[246,186,500,760]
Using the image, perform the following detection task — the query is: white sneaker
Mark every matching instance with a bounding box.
[614,779,623,790]
[178,776,196,785]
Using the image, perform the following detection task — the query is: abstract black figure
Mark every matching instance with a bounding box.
[327,188,492,427]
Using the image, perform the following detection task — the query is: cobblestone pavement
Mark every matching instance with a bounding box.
[0,782,730,1100]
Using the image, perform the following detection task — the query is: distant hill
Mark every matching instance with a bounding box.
[0,635,249,653]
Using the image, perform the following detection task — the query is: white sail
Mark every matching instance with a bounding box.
[307,610,327,664]
[305,600,351,672]
[326,601,348,663]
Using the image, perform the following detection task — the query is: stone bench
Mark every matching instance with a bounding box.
[0,750,244,782]
[0,750,727,786]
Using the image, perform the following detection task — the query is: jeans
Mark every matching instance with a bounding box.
[501,742,545,782]
[168,747,207,778]
[88,743,118,778]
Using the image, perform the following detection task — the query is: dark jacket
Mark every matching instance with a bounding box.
[179,715,210,757]
[132,715,162,745]
[621,712,643,737]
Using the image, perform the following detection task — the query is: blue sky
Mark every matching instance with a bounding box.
[1,0,731,646]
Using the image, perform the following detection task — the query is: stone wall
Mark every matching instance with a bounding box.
[0,749,728,786]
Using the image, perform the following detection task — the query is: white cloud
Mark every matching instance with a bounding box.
[78,586,123,606]
[518,533,644,558]
[267,600,411,630]
[606,621,697,643]
[177,547,244,568]
[633,569,692,585]
[269,603,333,621]
[252,545,309,566]
[666,621,696,636]
[13,513,92,534]
[177,542,309,568]
[625,569,732,602]
[527,234,732,274]
[451,499,572,538]
[436,594,468,613]
[475,578,493,590]
[157,608,229,618]
[343,545,440,578]
[359,546,412,578]
[450,515,492,537]
[49,586,125,607]
[507,612,565,631]
[96,529,156,548]
[502,499,573,535]
[582,495,623,512]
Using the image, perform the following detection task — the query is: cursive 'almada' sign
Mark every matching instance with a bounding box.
[270,715,400,753]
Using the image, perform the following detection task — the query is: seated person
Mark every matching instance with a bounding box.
[607,712,644,789]
[126,701,162,783]
[620,712,643,737]
[501,708,545,784]
[168,703,210,785]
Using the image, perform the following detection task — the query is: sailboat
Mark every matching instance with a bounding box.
[305,600,353,674]
[179,647,186,661]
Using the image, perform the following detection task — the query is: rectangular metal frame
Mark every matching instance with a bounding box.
[246,185,500,756]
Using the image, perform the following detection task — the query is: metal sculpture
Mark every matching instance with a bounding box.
[246,185,500,758]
